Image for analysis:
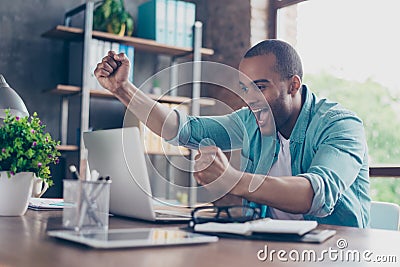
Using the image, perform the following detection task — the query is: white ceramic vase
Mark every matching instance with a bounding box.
[0,171,34,216]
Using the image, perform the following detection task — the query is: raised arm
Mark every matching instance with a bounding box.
[94,51,178,140]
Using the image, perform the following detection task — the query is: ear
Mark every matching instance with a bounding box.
[288,75,302,96]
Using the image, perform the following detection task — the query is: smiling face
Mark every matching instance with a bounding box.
[238,53,302,138]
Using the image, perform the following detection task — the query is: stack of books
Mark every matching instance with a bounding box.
[68,41,135,91]
[137,0,196,48]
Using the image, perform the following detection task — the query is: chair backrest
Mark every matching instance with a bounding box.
[370,201,400,231]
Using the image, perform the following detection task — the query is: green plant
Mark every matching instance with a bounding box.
[93,0,134,36]
[0,110,61,186]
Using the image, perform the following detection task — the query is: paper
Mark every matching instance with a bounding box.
[249,219,318,235]
[194,218,318,236]
[195,222,252,235]
[28,198,65,210]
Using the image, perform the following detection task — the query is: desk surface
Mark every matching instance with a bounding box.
[0,210,399,267]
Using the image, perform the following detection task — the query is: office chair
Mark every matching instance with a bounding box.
[370,201,400,231]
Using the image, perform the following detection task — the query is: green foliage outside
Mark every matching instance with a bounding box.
[304,72,400,205]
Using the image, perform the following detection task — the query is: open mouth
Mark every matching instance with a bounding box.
[252,107,270,127]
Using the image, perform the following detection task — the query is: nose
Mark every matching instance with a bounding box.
[244,90,265,109]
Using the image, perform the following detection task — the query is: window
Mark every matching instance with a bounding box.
[273,0,400,205]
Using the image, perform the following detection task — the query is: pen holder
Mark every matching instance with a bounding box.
[62,180,111,232]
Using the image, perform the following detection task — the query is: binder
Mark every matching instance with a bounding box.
[95,40,105,89]
[102,41,112,60]
[118,44,134,83]
[88,38,99,90]
[126,45,135,83]
[111,42,120,54]
[184,2,196,48]
[99,41,112,90]
[137,0,167,44]
[166,0,177,45]
[175,1,186,47]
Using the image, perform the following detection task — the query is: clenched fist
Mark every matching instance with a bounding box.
[94,51,131,94]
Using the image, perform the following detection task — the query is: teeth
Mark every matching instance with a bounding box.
[252,107,269,113]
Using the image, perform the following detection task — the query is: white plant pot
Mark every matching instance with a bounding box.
[0,171,34,216]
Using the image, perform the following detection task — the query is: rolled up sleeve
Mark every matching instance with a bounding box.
[299,114,366,217]
[164,109,190,146]
[298,172,334,216]
[165,108,247,151]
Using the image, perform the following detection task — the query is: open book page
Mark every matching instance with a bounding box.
[249,219,318,235]
[194,222,252,235]
[193,218,318,236]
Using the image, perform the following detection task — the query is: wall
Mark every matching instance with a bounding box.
[193,0,251,112]
[0,0,152,197]
[251,0,269,45]
[1,0,85,196]
[0,0,253,197]
[1,0,82,136]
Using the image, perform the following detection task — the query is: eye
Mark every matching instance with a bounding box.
[241,85,249,93]
[257,84,267,91]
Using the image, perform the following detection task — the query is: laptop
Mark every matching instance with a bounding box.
[83,127,192,222]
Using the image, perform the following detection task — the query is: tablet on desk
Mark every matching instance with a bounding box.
[48,228,218,249]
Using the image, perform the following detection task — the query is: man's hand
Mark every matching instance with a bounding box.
[194,146,240,187]
[94,51,130,94]
[213,194,243,206]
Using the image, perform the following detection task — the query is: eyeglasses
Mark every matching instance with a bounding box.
[189,205,260,227]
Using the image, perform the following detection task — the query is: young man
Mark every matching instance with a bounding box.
[94,40,370,227]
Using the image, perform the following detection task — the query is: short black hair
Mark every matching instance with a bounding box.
[244,39,303,80]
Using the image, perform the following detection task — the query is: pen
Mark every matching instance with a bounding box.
[77,186,91,230]
[69,165,81,180]
[90,169,100,181]
[77,182,101,230]
[90,176,111,201]
[77,176,111,230]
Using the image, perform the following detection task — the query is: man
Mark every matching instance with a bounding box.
[94,40,370,227]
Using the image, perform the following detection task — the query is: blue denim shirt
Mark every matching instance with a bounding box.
[168,85,370,227]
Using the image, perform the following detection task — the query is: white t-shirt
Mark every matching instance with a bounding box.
[267,132,304,220]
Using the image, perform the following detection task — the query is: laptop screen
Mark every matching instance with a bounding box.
[83,127,156,221]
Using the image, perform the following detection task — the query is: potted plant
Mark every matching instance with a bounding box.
[93,0,134,36]
[0,109,60,216]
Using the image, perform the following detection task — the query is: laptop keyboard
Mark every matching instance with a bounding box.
[155,210,192,218]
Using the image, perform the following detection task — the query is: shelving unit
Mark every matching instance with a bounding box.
[43,1,213,205]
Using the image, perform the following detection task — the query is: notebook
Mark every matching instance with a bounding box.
[28,198,65,210]
[83,127,192,222]
[191,218,336,243]
[193,218,318,236]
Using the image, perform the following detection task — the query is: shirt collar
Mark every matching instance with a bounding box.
[289,84,313,143]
